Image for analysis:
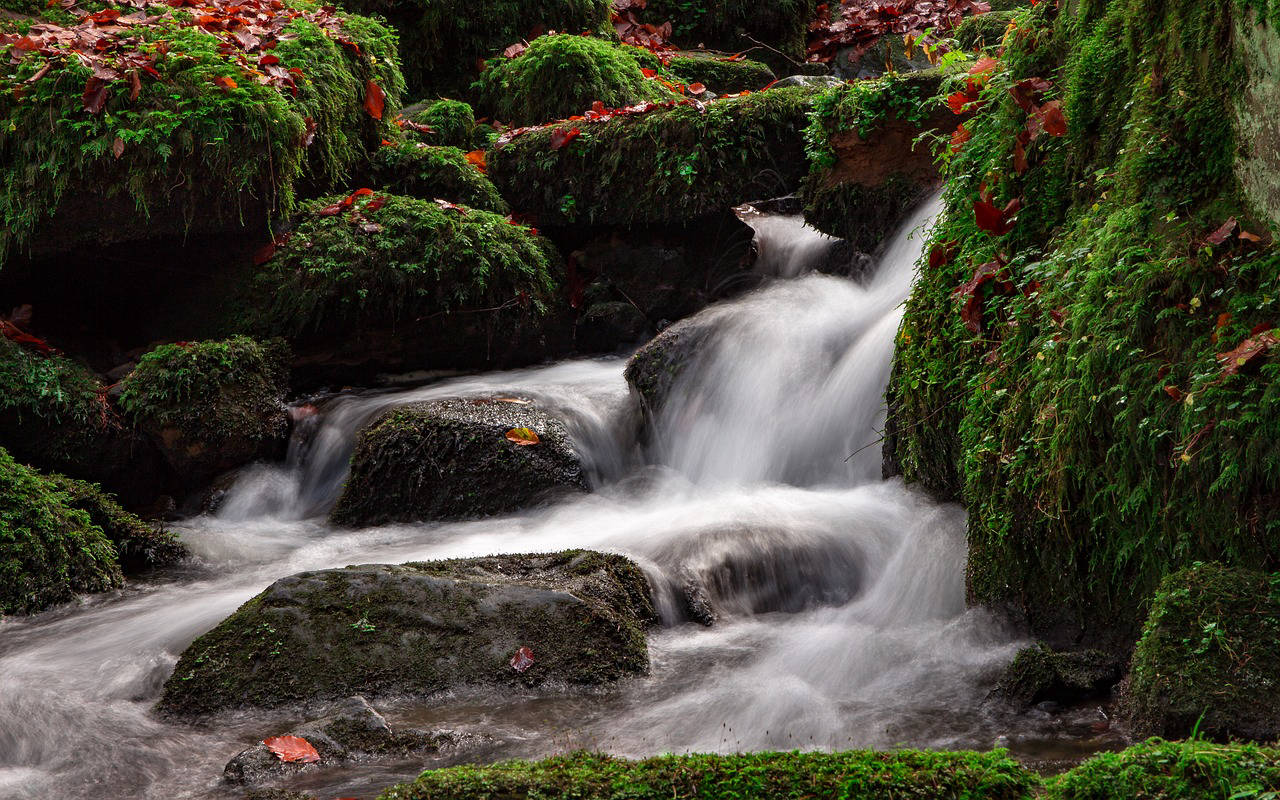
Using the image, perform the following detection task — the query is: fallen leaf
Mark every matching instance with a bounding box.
[111,136,124,158]
[263,735,320,764]
[1037,99,1067,136]
[505,427,540,445]
[549,127,581,150]
[1204,217,1238,246]
[510,646,535,672]
[363,79,384,120]
[1218,330,1279,376]
[464,149,487,172]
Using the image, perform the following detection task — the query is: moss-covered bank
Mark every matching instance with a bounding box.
[887,0,1280,648]
[158,551,656,716]
[490,87,818,228]
[365,142,508,213]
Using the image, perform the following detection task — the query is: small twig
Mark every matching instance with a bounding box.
[741,34,807,68]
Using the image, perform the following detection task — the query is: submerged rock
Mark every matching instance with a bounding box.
[158,551,657,716]
[225,696,477,785]
[330,397,587,526]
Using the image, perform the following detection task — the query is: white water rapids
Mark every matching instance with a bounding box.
[0,196,1106,800]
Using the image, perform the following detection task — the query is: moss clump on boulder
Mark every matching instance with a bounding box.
[330,397,587,526]
[158,550,657,716]
[1127,564,1280,742]
[410,99,489,150]
[474,35,679,126]
[490,86,818,227]
[992,644,1123,710]
[666,53,775,94]
[0,447,123,616]
[366,142,508,213]
[118,336,289,488]
[335,0,611,95]
[954,10,1019,51]
[378,750,1037,800]
[888,1,1280,647]
[1044,738,1280,800]
[46,475,185,573]
[0,4,403,264]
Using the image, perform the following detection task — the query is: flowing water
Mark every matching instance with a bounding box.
[0,198,1120,800]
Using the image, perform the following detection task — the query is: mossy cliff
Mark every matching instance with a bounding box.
[158,550,657,716]
[0,1,404,264]
[887,0,1280,648]
[489,86,818,228]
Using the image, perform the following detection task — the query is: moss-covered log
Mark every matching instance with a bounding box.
[158,551,657,715]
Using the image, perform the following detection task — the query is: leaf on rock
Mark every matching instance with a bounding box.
[1037,99,1067,136]
[464,149,487,172]
[263,735,320,764]
[111,136,124,158]
[549,127,581,150]
[510,646,535,672]
[363,79,384,120]
[505,427,540,446]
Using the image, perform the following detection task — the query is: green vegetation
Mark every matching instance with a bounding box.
[1127,563,1280,741]
[490,86,818,226]
[993,643,1120,709]
[367,143,508,212]
[411,99,490,150]
[643,0,816,63]
[0,447,122,616]
[158,551,656,715]
[238,193,557,341]
[474,35,680,126]
[954,10,1019,51]
[335,0,612,94]
[888,1,1280,645]
[666,53,775,94]
[47,475,185,573]
[0,3,403,264]
[1044,738,1280,800]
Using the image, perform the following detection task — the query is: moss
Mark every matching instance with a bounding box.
[954,11,1020,51]
[379,750,1037,800]
[992,643,1122,709]
[330,397,587,525]
[236,192,557,342]
[490,86,818,227]
[641,0,817,64]
[335,0,612,95]
[157,550,657,716]
[367,142,508,213]
[888,1,1280,647]
[473,35,680,126]
[1127,564,1280,741]
[805,177,932,251]
[0,3,404,264]
[0,447,122,616]
[1045,738,1280,799]
[46,475,185,573]
[411,99,489,150]
[665,53,775,94]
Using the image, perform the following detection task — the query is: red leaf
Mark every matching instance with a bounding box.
[687,82,706,95]
[950,123,971,154]
[1164,385,1183,402]
[252,240,276,265]
[363,80,384,120]
[1204,217,1238,246]
[263,735,320,764]
[363,195,386,212]
[503,41,527,58]
[1218,330,1279,376]
[464,149,487,172]
[953,258,1014,334]
[928,240,958,269]
[549,127,581,150]
[973,196,1018,236]
[111,136,124,158]
[505,427,540,446]
[81,76,110,113]
[510,646,535,671]
[1037,99,1067,136]
[212,75,238,90]
[89,8,121,23]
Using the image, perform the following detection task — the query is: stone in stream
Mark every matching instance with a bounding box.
[224,696,480,785]
[329,397,587,527]
[158,551,657,716]
[624,314,718,425]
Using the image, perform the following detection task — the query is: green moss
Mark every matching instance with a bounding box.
[665,53,775,93]
[379,750,1037,800]
[0,4,403,264]
[335,0,612,95]
[642,0,816,63]
[411,99,488,150]
[993,643,1121,709]
[1127,564,1280,741]
[1045,738,1280,799]
[368,142,508,212]
[46,475,185,573]
[490,86,818,227]
[888,1,1280,646]
[954,11,1020,51]
[0,447,122,616]
[473,35,680,126]
[158,551,657,716]
[802,70,943,176]
[237,193,557,341]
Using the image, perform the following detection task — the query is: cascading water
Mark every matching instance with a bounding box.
[0,197,1110,800]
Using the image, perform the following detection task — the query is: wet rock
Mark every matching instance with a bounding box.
[770,74,844,89]
[158,551,658,716]
[624,315,719,422]
[576,302,650,352]
[329,397,588,526]
[991,644,1123,710]
[225,696,476,785]
[837,33,936,80]
[243,790,318,800]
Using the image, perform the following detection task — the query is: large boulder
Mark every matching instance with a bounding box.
[364,143,508,214]
[330,397,587,526]
[118,337,290,490]
[1126,563,1280,742]
[158,551,658,716]
[624,314,719,422]
[1044,739,1280,800]
[664,53,776,94]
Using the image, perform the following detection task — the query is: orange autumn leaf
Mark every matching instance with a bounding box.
[465,149,487,172]
[505,427,540,446]
[263,735,320,764]
[363,79,384,120]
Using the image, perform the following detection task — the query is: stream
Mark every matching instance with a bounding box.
[0,195,1122,800]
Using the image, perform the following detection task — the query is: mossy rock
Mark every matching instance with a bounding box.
[231,192,561,381]
[0,4,403,265]
[992,644,1123,710]
[0,447,123,616]
[473,35,679,127]
[46,475,185,573]
[954,10,1020,51]
[118,336,290,489]
[665,52,775,94]
[410,99,490,150]
[887,0,1280,647]
[158,550,657,716]
[0,337,163,504]
[838,33,938,80]
[1126,564,1280,742]
[377,750,1037,800]
[1044,738,1280,800]
[334,0,612,95]
[624,314,718,422]
[330,397,587,526]
[489,86,819,228]
[365,142,508,213]
[642,0,816,65]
